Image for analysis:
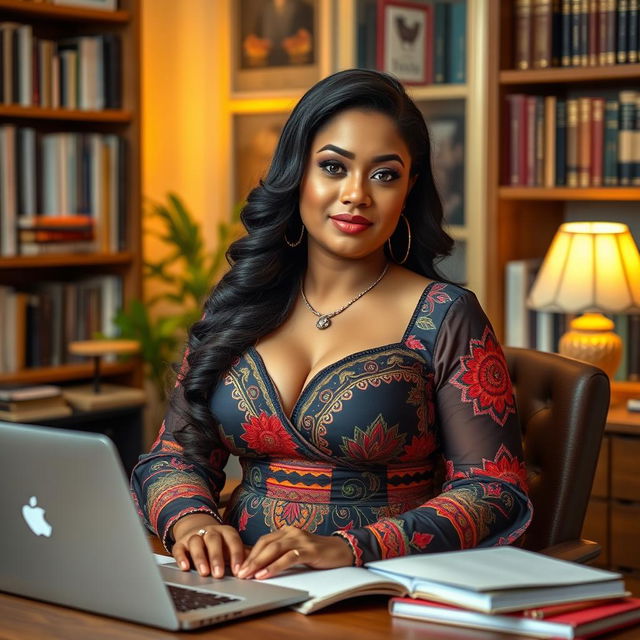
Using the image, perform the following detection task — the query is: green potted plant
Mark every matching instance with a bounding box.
[114,193,243,403]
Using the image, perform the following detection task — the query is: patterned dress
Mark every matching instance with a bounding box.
[131,282,532,566]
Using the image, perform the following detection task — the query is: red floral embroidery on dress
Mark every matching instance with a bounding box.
[240,412,298,457]
[151,423,166,450]
[405,335,426,350]
[238,507,250,531]
[471,444,528,493]
[422,282,452,313]
[339,415,406,462]
[169,458,193,471]
[445,459,468,482]
[400,431,436,461]
[367,518,408,558]
[449,326,516,427]
[411,531,434,549]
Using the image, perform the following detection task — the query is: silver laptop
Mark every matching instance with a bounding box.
[0,421,308,630]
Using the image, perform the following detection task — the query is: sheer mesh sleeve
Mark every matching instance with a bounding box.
[333,290,533,565]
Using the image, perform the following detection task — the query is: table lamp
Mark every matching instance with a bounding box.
[527,221,640,377]
[63,339,146,411]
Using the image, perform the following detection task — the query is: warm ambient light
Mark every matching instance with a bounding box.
[528,222,640,377]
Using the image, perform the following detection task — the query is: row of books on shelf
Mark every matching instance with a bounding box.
[0,275,122,374]
[0,23,122,110]
[0,126,126,256]
[515,0,640,70]
[356,0,466,84]
[505,91,640,188]
[262,546,640,637]
[505,258,640,380]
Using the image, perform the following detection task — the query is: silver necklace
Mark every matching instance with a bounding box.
[300,263,390,330]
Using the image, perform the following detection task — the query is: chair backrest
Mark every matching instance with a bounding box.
[503,347,610,552]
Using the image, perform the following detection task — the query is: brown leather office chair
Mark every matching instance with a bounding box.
[504,347,610,563]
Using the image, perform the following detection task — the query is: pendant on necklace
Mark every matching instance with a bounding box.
[316,315,331,330]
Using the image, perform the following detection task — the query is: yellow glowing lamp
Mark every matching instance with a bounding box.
[528,222,640,377]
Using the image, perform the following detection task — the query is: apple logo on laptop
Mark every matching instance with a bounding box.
[22,496,53,537]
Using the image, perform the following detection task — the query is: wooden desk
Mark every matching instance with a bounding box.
[3,537,640,640]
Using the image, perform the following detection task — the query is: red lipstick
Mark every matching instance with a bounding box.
[329,213,372,234]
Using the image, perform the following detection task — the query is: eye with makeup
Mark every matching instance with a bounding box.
[318,159,401,183]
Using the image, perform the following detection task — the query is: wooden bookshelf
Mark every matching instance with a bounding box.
[0,0,142,387]
[485,1,640,339]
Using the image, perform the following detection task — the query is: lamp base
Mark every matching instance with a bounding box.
[558,312,622,377]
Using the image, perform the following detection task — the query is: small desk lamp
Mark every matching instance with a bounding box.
[64,339,146,411]
[528,221,640,377]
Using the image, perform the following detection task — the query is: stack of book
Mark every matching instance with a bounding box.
[0,384,71,422]
[260,546,640,638]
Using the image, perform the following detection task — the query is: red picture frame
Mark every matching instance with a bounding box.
[376,0,433,85]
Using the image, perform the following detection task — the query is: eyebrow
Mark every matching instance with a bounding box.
[316,144,405,167]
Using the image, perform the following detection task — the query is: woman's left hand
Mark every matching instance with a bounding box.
[236,526,353,579]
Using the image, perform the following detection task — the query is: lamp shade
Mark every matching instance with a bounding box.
[528,222,640,313]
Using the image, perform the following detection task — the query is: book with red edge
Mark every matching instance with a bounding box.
[389,596,640,639]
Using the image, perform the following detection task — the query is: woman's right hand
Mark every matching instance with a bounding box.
[171,514,247,578]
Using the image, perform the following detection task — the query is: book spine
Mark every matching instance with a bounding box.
[588,0,599,65]
[526,95,537,186]
[604,99,619,184]
[629,0,639,61]
[516,0,533,69]
[590,97,605,186]
[447,2,466,83]
[633,94,640,185]
[571,0,582,64]
[578,96,592,186]
[614,314,629,381]
[544,95,557,186]
[566,98,579,186]
[618,0,629,63]
[555,98,567,185]
[434,3,448,83]
[599,0,610,63]
[562,0,573,65]
[607,0,617,64]
[534,0,553,67]
[552,0,563,65]
[535,96,545,184]
[507,94,524,185]
[579,0,589,65]
[618,90,636,186]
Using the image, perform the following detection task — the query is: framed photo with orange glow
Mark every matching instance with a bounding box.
[231,0,331,96]
[376,0,433,85]
[232,111,290,204]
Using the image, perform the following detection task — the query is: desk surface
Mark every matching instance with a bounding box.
[3,537,640,640]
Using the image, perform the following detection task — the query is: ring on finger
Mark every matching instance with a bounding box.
[197,528,207,537]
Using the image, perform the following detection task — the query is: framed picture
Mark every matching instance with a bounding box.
[52,0,117,10]
[418,100,465,226]
[233,111,290,204]
[231,0,330,96]
[376,0,432,85]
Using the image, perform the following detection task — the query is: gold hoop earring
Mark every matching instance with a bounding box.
[285,223,305,247]
[387,214,411,264]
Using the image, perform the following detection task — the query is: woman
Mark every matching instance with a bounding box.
[131,69,532,582]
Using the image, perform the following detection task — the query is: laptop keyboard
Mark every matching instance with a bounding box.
[167,584,241,612]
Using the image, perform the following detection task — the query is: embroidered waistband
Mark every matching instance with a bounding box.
[238,458,433,506]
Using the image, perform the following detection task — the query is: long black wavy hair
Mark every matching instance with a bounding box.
[173,69,454,464]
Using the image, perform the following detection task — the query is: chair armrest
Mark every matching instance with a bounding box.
[538,539,601,564]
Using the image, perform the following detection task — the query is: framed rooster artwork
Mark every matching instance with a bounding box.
[376,0,433,85]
